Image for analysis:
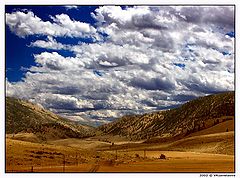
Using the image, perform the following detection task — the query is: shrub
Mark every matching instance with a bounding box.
[159,154,166,159]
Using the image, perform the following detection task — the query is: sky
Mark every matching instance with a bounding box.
[5,5,234,126]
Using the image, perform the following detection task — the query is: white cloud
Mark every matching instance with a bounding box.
[50,14,93,34]
[33,51,85,70]
[6,11,99,39]
[64,5,78,10]
[30,36,70,50]
[37,93,94,110]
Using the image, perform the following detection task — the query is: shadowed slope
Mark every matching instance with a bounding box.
[6,97,95,142]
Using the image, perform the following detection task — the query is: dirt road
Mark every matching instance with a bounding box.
[89,164,100,172]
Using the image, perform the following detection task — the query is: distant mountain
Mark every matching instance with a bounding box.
[6,97,95,141]
[99,92,234,140]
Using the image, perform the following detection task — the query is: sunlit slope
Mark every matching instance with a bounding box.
[99,92,234,140]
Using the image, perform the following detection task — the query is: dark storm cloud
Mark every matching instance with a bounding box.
[180,6,234,30]
[131,14,168,30]
[152,34,175,52]
[131,77,175,91]
[169,94,197,102]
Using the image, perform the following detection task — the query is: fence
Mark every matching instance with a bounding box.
[7,153,89,173]
[7,149,152,172]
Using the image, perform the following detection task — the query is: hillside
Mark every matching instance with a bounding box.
[99,92,234,140]
[6,93,234,172]
[6,97,95,142]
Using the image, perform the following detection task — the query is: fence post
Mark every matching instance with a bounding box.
[63,154,65,172]
[76,154,78,166]
[31,166,33,172]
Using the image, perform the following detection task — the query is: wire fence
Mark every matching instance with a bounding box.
[6,153,92,173]
[7,149,153,172]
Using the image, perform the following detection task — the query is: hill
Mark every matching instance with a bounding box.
[99,92,234,140]
[6,97,95,142]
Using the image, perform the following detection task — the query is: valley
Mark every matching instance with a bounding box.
[6,119,234,172]
[5,92,235,172]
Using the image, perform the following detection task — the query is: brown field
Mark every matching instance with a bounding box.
[6,119,235,173]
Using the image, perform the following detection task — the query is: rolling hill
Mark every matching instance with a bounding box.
[6,97,96,142]
[99,92,234,140]
[6,92,235,172]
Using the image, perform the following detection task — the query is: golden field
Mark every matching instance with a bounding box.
[6,119,234,173]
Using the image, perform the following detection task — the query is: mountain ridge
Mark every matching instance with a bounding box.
[6,91,234,141]
[98,91,234,140]
[6,97,96,142]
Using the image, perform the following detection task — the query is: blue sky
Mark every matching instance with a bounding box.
[6,5,98,82]
[6,5,234,126]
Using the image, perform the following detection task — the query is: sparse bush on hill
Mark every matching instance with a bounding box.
[159,154,166,159]
[6,97,96,141]
[99,92,234,140]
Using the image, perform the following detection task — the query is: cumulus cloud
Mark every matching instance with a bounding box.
[33,51,85,70]
[6,6,234,125]
[179,6,234,31]
[37,93,94,110]
[6,11,99,39]
[71,43,151,68]
[29,36,70,50]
